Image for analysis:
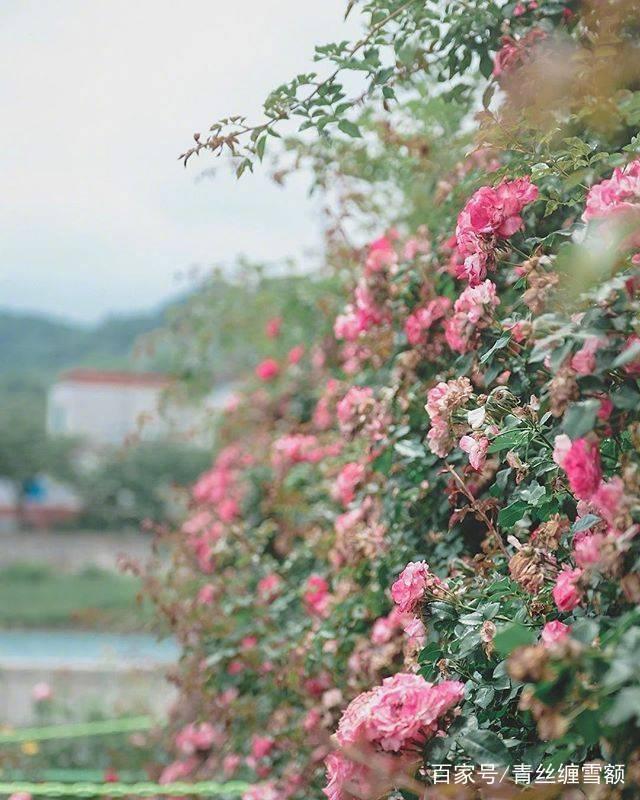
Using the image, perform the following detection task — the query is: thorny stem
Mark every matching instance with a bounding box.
[445,464,510,559]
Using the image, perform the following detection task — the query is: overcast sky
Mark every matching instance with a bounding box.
[0,1,358,323]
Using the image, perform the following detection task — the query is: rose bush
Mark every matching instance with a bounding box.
[137,1,640,797]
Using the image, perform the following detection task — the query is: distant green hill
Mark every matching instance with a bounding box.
[0,307,169,381]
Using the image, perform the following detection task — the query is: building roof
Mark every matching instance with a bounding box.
[58,368,172,388]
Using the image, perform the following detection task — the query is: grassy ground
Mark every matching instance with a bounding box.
[0,562,150,630]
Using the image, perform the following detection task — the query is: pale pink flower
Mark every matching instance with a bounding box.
[403,615,427,648]
[336,674,464,753]
[287,344,305,365]
[552,434,572,469]
[573,531,605,568]
[459,433,489,471]
[159,758,199,784]
[541,620,571,647]
[197,584,215,605]
[365,233,397,274]
[257,573,282,603]
[223,754,241,777]
[176,722,218,755]
[31,682,53,703]
[590,477,625,527]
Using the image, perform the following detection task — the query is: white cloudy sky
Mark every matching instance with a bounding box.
[0,1,358,322]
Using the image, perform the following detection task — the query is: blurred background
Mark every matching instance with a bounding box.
[0,0,355,729]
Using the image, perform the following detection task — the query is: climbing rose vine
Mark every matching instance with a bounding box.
[135,1,640,798]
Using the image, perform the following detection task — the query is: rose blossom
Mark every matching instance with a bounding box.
[552,567,584,612]
[540,620,571,647]
[336,673,464,753]
[570,337,604,375]
[31,682,53,703]
[391,561,443,613]
[304,574,331,617]
[459,433,489,471]
[455,177,538,285]
[255,359,280,381]
[334,461,365,506]
[562,438,602,501]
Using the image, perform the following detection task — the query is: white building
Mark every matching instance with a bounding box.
[47,369,235,448]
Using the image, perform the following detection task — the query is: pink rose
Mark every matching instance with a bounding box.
[540,620,571,647]
[255,359,280,381]
[265,317,282,338]
[31,682,53,703]
[459,434,489,471]
[552,567,584,612]
[390,561,443,613]
[563,439,602,501]
[251,735,276,759]
[334,461,365,506]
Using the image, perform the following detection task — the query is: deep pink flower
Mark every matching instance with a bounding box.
[455,178,538,285]
[251,735,276,759]
[563,439,602,501]
[256,359,280,381]
[365,233,397,274]
[304,574,331,617]
[552,567,584,612]
[621,334,640,377]
[265,317,282,338]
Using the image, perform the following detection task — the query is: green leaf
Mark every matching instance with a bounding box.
[480,334,510,365]
[612,340,640,368]
[487,429,528,454]
[337,120,362,138]
[459,729,511,766]
[562,399,600,438]
[498,500,530,529]
[571,514,601,534]
[494,623,536,657]
[604,687,640,726]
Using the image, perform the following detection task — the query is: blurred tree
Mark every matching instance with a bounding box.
[0,394,76,527]
[77,441,211,529]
